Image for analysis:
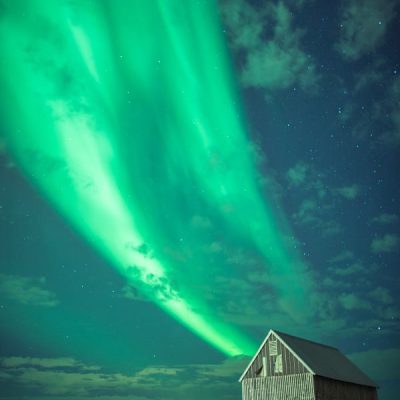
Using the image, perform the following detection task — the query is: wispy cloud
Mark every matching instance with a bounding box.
[335,185,360,200]
[380,77,400,146]
[286,161,327,198]
[291,199,343,237]
[0,357,100,371]
[328,250,355,263]
[285,161,363,236]
[220,0,319,92]
[329,262,366,276]
[319,280,398,338]
[190,215,212,229]
[0,274,59,307]
[286,162,309,187]
[335,0,397,61]
[369,286,393,305]
[338,292,371,311]
[372,213,399,225]
[353,59,385,93]
[341,58,400,147]
[371,234,400,253]
[286,161,360,202]
[0,355,249,399]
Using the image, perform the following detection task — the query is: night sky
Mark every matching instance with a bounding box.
[0,0,399,399]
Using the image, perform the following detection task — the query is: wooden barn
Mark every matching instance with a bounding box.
[239,329,378,400]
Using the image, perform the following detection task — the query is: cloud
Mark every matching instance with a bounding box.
[197,274,273,326]
[205,241,223,254]
[319,265,398,336]
[322,277,352,290]
[371,234,400,253]
[287,162,360,204]
[329,262,366,276]
[286,162,346,236]
[380,76,400,146]
[120,284,149,302]
[285,0,314,8]
[0,355,249,400]
[353,59,385,93]
[319,220,343,237]
[286,162,309,186]
[293,198,318,224]
[335,0,397,61]
[369,287,393,305]
[190,215,212,229]
[219,0,265,50]
[0,274,59,307]
[338,293,371,310]
[335,184,360,199]
[328,250,354,263]
[343,70,400,147]
[323,261,378,292]
[291,198,342,237]
[0,357,100,371]
[372,213,399,225]
[190,255,316,330]
[219,0,319,92]
[285,161,327,198]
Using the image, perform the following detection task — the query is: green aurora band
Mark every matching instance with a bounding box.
[0,0,312,356]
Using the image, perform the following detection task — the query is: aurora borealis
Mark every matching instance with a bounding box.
[0,0,313,355]
[1,0,399,399]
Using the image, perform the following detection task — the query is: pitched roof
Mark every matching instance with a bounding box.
[240,329,377,388]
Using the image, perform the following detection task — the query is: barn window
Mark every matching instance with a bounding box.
[269,340,278,356]
[274,354,283,373]
[263,356,267,377]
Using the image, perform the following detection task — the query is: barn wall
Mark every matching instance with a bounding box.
[243,332,308,379]
[242,373,315,400]
[314,376,378,400]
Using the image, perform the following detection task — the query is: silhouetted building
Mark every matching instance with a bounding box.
[239,329,378,400]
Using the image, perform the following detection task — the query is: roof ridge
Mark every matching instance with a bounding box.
[272,329,339,350]
[239,328,377,388]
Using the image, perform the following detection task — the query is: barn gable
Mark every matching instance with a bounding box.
[240,329,377,388]
[239,330,313,382]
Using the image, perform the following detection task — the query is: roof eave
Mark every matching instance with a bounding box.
[238,329,274,382]
[316,373,379,388]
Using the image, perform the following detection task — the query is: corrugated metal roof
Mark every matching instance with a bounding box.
[273,330,377,387]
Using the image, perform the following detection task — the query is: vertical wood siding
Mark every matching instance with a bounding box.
[243,332,308,380]
[242,373,315,400]
[241,332,378,399]
[314,376,378,400]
